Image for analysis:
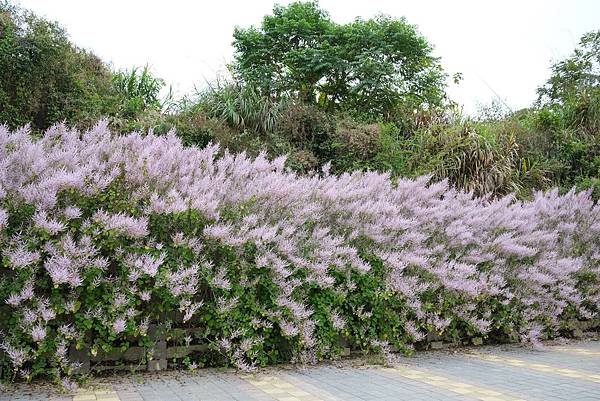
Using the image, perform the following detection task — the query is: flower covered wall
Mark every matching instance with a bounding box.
[0,121,598,385]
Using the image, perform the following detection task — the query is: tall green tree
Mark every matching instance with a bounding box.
[531,30,600,197]
[537,31,600,105]
[537,30,600,133]
[0,1,118,130]
[232,1,447,120]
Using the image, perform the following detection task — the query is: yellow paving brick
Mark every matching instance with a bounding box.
[452,388,476,394]
[95,394,120,401]
[427,375,450,381]
[454,383,476,388]
[274,383,293,389]
[243,374,330,401]
[72,395,97,401]
[468,353,600,384]
[92,390,114,394]
[551,347,600,357]
[556,368,578,373]
[381,366,525,401]
[288,389,312,396]
[477,396,508,401]
[263,388,289,395]
[478,389,503,396]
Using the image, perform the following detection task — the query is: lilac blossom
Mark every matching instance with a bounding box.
[182,301,203,323]
[216,296,238,314]
[19,368,31,380]
[0,208,7,229]
[6,246,41,269]
[125,253,165,278]
[211,267,231,290]
[138,316,150,336]
[6,293,21,306]
[330,312,346,330]
[112,317,127,334]
[62,206,82,220]
[93,210,149,239]
[55,339,69,362]
[1,342,27,368]
[32,210,66,235]
[44,255,81,287]
[279,320,299,337]
[58,324,78,339]
[60,377,78,392]
[30,324,46,342]
[0,123,599,378]
[38,300,56,322]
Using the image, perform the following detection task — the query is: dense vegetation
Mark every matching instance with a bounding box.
[231,2,447,118]
[1,1,599,200]
[0,123,598,387]
[0,0,599,389]
[0,1,115,130]
[0,1,169,133]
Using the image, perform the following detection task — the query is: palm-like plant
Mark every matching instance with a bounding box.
[433,124,521,197]
[198,80,292,134]
[113,66,171,117]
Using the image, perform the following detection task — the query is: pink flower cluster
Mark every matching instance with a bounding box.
[0,121,598,375]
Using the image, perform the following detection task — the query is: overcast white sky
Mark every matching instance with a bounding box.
[16,0,600,114]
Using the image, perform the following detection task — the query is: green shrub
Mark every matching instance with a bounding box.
[198,81,292,134]
[0,1,119,131]
[112,66,169,118]
[1,124,598,388]
[232,1,447,119]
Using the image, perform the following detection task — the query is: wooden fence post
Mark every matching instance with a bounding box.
[147,324,167,371]
[68,343,90,374]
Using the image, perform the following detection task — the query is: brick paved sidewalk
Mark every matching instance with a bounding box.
[2,340,599,401]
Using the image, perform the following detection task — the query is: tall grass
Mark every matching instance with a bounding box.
[112,66,173,116]
[197,81,292,134]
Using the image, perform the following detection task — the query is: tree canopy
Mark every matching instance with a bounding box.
[0,1,119,130]
[536,30,600,134]
[232,1,447,120]
[537,30,600,106]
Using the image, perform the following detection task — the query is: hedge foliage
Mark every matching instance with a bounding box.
[0,122,598,387]
[2,1,599,202]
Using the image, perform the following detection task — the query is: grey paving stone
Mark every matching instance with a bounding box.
[3,341,600,401]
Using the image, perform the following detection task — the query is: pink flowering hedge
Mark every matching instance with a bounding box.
[0,121,599,385]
